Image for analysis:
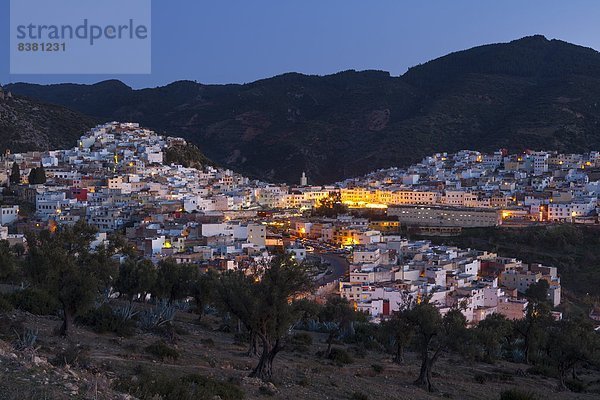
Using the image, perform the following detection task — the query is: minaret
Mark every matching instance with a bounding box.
[300,172,308,186]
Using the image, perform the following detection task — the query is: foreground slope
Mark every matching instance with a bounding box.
[1,309,598,400]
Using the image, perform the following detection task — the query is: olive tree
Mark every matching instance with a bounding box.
[215,255,314,381]
[26,221,118,336]
[116,257,157,303]
[407,302,468,392]
[546,318,600,390]
[379,291,416,364]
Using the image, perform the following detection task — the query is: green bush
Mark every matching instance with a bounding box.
[329,348,353,365]
[290,332,313,346]
[77,304,135,337]
[115,369,244,400]
[344,322,379,348]
[145,340,180,361]
[288,332,313,353]
[11,288,59,315]
[499,389,539,400]
[164,143,213,169]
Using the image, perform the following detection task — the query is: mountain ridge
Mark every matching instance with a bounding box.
[7,35,600,183]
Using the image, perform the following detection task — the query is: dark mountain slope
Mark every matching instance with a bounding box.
[0,91,97,154]
[9,35,600,183]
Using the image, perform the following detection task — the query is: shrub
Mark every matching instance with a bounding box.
[51,345,90,367]
[350,344,368,358]
[288,332,313,353]
[13,327,39,351]
[195,319,213,330]
[115,369,244,400]
[296,375,309,387]
[11,288,59,315]
[508,348,525,363]
[565,379,586,393]
[329,348,353,365]
[145,340,180,361]
[371,364,384,374]
[499,389,539,400]
[77,304,135,337]
[0,294,13,312]
[526,364,556,378]
[174,325,189,335]
[344,322,380,350]
[138,300,176,330]
[290,332,313,346]
[153,323,178,343]
[177,374,243,399]
[259,385,276,396]
[114,303,138,321]
[200,338,215,347]
[351,391,369,400]
[233,331,251,345]
[0,315,24,340]
[475,372,513,384]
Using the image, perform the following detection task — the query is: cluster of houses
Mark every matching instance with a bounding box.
[338,239,561,323]
[4,125,599,234]
[337,149,600,225]
[0,122,568,323]
[290,215,387,247]
[0,122,301,268]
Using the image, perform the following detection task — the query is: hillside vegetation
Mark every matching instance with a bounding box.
[0,92,96,154]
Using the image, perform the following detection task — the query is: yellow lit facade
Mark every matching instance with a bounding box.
[340,188,437,207]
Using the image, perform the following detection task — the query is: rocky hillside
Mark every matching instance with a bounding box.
[9,35,600,183]
[0,308,597,400]
[0,89,96,154]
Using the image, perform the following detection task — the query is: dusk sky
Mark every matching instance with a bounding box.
[2,0,600,88]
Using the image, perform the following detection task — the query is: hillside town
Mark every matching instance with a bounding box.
[0,122,581,324]
[337,239,561,324]
[338,149,600,226]
[6,4,600,397]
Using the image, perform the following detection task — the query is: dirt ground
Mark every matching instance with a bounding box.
[0,308,599,400]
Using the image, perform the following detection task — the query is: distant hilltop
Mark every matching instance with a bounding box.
[8,35,600,183]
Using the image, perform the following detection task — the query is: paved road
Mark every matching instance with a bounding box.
[316,252,349,285]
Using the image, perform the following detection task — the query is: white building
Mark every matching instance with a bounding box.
[0,205,19,225]
[247,223,266,248]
